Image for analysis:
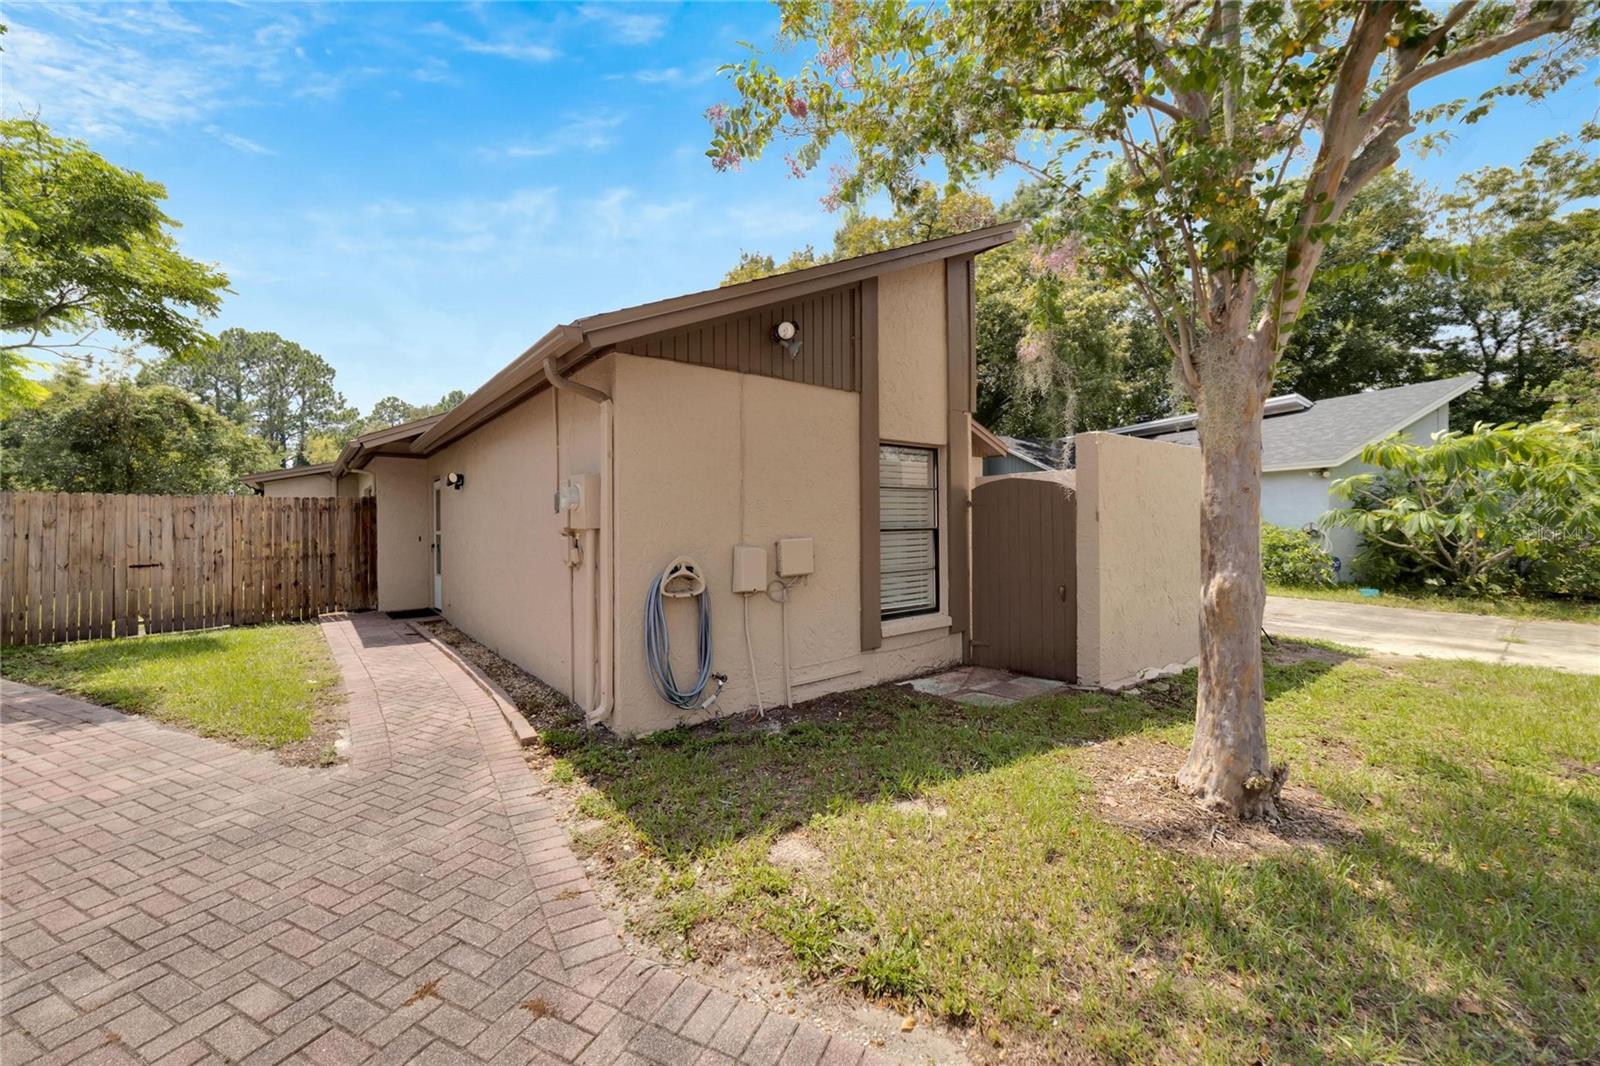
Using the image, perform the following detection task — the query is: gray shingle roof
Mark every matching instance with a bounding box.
[1142,374,1479,470]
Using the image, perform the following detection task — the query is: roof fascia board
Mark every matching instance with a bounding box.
[333,414,445,476]
[970,420,1008,458]
[411,328,585,452]
[410,224,1018,456]
[241,463,334,485]
[575,223,1016,335]
[580,230,1017,349]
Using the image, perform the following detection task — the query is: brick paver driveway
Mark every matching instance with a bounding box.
[3,614,877,1066]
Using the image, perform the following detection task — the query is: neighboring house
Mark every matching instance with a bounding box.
[988,374,1479,577]
[244,225,1204,731]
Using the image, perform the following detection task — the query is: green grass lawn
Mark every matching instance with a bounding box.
[540,648,1600,1064]
[1268,582,1600,623]
[2,624,343,758]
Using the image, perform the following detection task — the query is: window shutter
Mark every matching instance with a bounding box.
[878,445,938,617]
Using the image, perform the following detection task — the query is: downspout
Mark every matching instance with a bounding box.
[547,351,615,727]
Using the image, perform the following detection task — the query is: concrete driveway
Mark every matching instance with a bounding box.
[1264,595,1600,673]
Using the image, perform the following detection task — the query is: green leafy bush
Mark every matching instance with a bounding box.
[1327,420,1600,598]
[1262,523,1337,587]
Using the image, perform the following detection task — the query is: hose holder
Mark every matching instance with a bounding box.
[659,556,706,598]
[645,556,722,711]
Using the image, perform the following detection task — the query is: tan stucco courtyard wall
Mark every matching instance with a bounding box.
[367,456,432,613]
[1074,432,1202,687]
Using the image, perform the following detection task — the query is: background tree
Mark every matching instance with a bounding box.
[0,367,272,495]
[1276,170,1448,398]
[1430,136,1600,424]
[0,118,228,410]
[711,0,1597,817]
[142,328,354,466]
[722,247,822,285]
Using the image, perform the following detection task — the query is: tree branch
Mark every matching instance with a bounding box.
[1358,5,1577,142]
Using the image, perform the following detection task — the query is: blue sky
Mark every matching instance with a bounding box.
[5,2,1596,412]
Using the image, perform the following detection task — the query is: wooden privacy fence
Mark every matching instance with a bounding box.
[0,493,376,646]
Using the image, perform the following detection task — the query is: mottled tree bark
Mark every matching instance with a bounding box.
[1176,307,1284,819]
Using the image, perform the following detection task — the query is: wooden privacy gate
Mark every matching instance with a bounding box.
[0,493,376,645]
[969,473,1077,681]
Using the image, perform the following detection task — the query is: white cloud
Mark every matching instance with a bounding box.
[306,188,563,266]
[427,22,559,63]
[1,5,337,140]
[207,127,276,156]
[617,65,717,87]
[578,5,667,45]
[478,113,627,160]
[586,188,694,240]
[411,58,457,85]
[2,20,224,136]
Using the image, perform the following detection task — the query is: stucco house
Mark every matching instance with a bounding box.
[988,374,1479,578]
[244,224,1205,730]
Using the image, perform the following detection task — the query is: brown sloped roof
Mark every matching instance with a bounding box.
[411,222,1021,454]
[240,462,334,487]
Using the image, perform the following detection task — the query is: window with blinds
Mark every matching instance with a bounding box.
[880,444,938,618]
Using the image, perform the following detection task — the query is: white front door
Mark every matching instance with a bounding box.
[432,479,443,610]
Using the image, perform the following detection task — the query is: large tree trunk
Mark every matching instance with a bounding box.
[1177,317,1283,819]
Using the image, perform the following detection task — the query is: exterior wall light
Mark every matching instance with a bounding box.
[772,320,803,359]
[445,471,465,490]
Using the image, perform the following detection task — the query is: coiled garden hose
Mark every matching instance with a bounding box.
[644,566,724,709]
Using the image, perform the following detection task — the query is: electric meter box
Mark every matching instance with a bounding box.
[775,537,814,577]
[558,473,601,531]
[731,545,767,593]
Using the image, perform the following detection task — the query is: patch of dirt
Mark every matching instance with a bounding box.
[1556,757,1600,781]
[1264,640,1355,668]
[891,797,948,818]
[1078,736,1361,858]
[767,831,828,873]
[412,619,579,732]
[277,683,349,768]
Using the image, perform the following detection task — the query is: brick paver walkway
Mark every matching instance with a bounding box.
[2,613,882,1066]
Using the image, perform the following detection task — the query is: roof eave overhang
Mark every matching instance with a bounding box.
[333,415,447,477]
[409,223,1020,457]
[970,420,1008,459]
[240,463,335,486]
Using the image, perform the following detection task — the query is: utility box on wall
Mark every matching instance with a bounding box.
[731,545,767,593]
[557,473,602,531]
[775,537,815,577]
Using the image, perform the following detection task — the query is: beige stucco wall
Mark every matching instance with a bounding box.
[878,261,948,446]
[424,359,611,706]
[367,456,432,613]
[336,470,373,499]
[609,353,960,735]
[1075,432,1201,687]
[258,471,335,497]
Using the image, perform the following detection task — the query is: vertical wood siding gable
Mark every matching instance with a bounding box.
[626,283,862,393]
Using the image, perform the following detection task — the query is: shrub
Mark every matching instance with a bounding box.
[1262,523,1337,587]
[1327,419,1600,598]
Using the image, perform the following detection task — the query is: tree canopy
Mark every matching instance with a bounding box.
[0,368,272,495]
[141,329,354,466]
[0,118,229,411]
